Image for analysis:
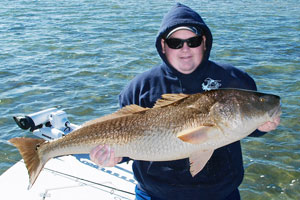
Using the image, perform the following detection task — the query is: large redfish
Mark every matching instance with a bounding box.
[9,89,281,189]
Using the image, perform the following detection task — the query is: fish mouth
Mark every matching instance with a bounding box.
[268,104,282,119]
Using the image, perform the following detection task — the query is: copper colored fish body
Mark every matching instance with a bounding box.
[9,89,281,189]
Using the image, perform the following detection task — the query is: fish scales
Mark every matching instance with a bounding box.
[41,96,214,166]
[9,89,281,189]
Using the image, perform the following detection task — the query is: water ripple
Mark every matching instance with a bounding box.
[0,0,299,198]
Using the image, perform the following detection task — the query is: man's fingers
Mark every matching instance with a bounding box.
[105,148,117,167]
[90,145,104,162]
[89,145,122,167]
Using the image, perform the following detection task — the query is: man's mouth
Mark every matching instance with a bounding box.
[180,55,192,60]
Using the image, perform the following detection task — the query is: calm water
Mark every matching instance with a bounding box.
[0,0,299,199]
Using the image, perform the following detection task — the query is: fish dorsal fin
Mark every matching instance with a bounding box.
[154,93,189,108]
[83,104,148,126]
[117,104,149,115]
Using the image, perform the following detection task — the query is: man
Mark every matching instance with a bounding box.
[90,3,280,200]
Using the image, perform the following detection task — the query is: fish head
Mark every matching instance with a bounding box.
[208,89,281,140]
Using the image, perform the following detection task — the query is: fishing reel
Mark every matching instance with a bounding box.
[13,107,80,140]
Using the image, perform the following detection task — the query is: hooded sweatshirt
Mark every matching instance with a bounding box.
[119,3,264,200]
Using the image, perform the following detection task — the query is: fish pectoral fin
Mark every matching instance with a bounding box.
[154,93,189,108]
[177,125,220,144]
[189,150,214,177]
[83,104,149,126]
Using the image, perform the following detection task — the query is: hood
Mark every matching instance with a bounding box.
[155,3,213,77]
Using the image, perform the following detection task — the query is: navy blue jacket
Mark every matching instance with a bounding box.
[119,3,265,200]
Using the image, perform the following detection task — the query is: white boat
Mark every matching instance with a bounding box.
[0,156,135,200]
[0,108,136,200]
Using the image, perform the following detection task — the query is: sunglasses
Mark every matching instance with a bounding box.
[165,36,203,49]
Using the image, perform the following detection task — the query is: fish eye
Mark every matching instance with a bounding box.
[259,97,265,102]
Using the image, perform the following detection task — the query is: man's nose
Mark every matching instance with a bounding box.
[181,42,190,51]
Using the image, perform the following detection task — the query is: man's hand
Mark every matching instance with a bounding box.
[90,145,122,167]
[258,116,281,132]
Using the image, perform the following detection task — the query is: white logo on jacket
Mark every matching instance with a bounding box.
[202,78,221,91]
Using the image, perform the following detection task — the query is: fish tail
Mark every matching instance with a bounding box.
[9,137,46,189]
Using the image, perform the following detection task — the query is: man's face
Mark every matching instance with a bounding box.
[161,30,206,74]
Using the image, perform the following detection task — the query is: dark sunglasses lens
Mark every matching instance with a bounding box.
[165,38,183,49]
[187,37,203,47]
[165,37,202,49]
